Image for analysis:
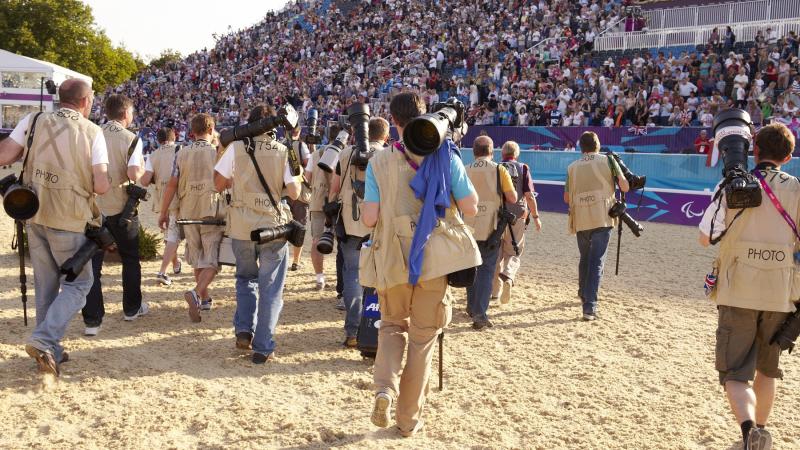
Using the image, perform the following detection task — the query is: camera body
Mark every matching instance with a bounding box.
[484,208,517,251]
[316,200,342,254]
[219,104,299,148]
[608,201,644,237]
[60,225,117,282]
[604,150,646,191]
[250,219,306,247]
[0,173,40,220]
[712,109,762,209]
[347,103,373,170]
[118,184,150,225]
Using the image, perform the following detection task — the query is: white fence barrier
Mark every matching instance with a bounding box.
[596,18,800,51]
[644,0,799,30]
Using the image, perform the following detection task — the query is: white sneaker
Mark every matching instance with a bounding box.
[500,279,512,305]
[84,325,101,336]
[748,427,772,450]
[582,313,597,321]
[156,273,172,286]
[124,303,150,321]
[371,392,392,428]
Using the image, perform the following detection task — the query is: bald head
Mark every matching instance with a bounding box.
[473,135,494,157]
[59,79,93,117]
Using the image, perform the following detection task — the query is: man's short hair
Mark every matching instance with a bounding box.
[502,141,520,159]
[191,113,215,136]
[368,117,390,142]
[389,93,426,128]
[105,94,133,121]
[579,131,601,153]
[756,123,796,162]
[248,104,275,123]
[157,127,176,144]
[473,136,494,157]
[58,79,91,107]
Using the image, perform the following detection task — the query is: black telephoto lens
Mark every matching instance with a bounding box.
[316,229,335,254]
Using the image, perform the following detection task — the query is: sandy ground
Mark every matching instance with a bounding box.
[0,176,798,449]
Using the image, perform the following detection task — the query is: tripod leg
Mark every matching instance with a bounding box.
[615,220,622,276]
[438,332,444,391]
[17,221,28,326]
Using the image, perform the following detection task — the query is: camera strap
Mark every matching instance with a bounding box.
[244,138,279,212]
[18,112,43,185]
[126,135,140,184]
[754,170,800,241]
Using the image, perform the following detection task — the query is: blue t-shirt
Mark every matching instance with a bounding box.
[364,152,474,203]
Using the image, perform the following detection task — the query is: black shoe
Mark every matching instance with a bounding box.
[60,352,69,364]
[466,309,473,318]
[290,263,299,271]
[252,352,273,364]
[235,332,253,350]
[472,319,492,331]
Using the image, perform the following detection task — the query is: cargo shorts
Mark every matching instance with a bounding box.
[716,305,789,385]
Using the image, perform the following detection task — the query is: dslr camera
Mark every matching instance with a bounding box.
[304,108,323,145]
[603,149,646,191]
[251,219,306,248]
[0,173,39,221]
[118,184,149,226]
[316,200,342,254]
[403,98,467,156]
[712,109,761,209]
[485,208,517,252]
[60,225,117,282]
[347,103,372,170]
[219,104,299,148]
[608,201,644,237]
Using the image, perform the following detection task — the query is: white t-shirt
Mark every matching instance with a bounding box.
[215,143,297,186]
[10,111,109,166]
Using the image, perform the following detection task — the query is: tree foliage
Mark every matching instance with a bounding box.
[0,0,143,90]
[150,49,183,69]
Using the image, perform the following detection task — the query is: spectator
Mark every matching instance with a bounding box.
[694,130,712,154]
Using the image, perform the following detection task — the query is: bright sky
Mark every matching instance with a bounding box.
[82,0,291,61]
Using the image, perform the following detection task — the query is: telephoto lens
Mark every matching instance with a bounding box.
[770,307,800,353]
[318,130,350,173]
[712,108,761,209]
[219,104,299,148]
[0,174,39,220]
[347,103,371,169]
[118,184,150,225]
[604,150,646,191]
[305,109,322,145]
[403,98,465,156]
[250,220,306,247]
[316,228,335,254]
[608,201,644,237]
[60,226,117,282]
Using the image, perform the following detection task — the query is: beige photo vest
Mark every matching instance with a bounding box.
[22,109,101,233]
[338,146,374,238]
[176,140,220,220]
[96,121,136,216]
[465,158,503,241]
[715,169,800,313]
[366,148,481,291]
[225,137,292,241]
[567,154,617,234]
[309,148,330,212]
[149,143,179,213]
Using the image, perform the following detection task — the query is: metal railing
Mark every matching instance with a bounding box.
[595,18,800,51]
[643,0,799,30]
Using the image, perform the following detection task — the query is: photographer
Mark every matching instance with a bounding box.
[0,79,110,376]
[563,132,629,321]
[492,141,542,305]
[285,125,311,271]
[213,105,301,364]
[82,94,147,336]
[305,126,335,291]
[362,93,479,437]
[329,116,389,348]
[464,136,518,330]
[140,127,183,286]
[698,123,798,449]
[159,114,223,322]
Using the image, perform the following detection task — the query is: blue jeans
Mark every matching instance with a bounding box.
[340,236,364,337]
[577,227,612,315]
[466,242,500,322]
[232,238,288,355]
[27,224,94,363]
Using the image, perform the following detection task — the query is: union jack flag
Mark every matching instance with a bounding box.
[627,126,648,136]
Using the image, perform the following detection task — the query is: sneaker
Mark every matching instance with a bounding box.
[290,262,299,271]
[370,392,392,428]
[500,279,512,305]
[398,421,424,437]
[315,280,326,291]
[156,273,172,286]
[184,290,202,323]
[582,313,597,321]
[124,303,150,321]
[472,319,493,330]
[25,344,59,377]
[252,352,273,364]
[173,259,182,275]
[200,298,213,311]
[343,336,358,348]
[59,352,69,364]
[747,428,772,450]
[335,296,346,311]
[84,325,102,336]
[236,332,253,350]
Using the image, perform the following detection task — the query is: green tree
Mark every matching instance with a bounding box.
[150,49,183,69]
[0,0,143,90]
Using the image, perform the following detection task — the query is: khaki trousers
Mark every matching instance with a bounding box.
[492,218,527,296]
[373,276,451,433]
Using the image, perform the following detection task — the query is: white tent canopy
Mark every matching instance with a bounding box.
[0,48,92,86]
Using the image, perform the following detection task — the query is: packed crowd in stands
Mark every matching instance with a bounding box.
[99,0,800,145]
